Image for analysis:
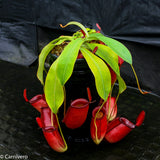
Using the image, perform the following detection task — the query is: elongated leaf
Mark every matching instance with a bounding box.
[56,38,84,85]
[37,37,72,85]
[85,36,99,42]
[44,60,64,114]
[81,47,111,101]
[117,76,127,94]
[60,21,89,37]
[87,43,120,76]
[89,33,132,64]
[49,36,72,44]
[37,43,56,85]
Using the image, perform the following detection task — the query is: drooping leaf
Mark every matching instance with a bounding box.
[56,38,84,85]
[87,43,120,76]
[37,43,55,85]
[44,60,64,114]
[85,36,99,42]
[60,21,89,37]
[49,36,72,45]
[81,47,111,101]
[89,33,132,64]
[37,36,72,85]
[117,76,127,94]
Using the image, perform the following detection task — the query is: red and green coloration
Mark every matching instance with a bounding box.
[63,87,92,129]
[63,98,90,129]
[23,89,146,151]
[36,107,67,152]
[105,111,145,143]
[24,21,147,152]
[23,89,48,112]
[24,89,67,152]
[90,106,108,144]
[103,96,117,121]
[109,57,124,84]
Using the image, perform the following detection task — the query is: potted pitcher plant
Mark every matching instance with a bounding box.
[24,21,147,152]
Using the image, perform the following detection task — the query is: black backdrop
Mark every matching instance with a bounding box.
[0,0,160,95]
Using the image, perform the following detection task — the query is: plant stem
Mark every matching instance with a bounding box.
[107,84,114,120]
[63,86,66,117]
[55,114,68,151]
[94,100,106,144]
[108,92,120,121]
[131,65,149,94]
[51,111,54,127]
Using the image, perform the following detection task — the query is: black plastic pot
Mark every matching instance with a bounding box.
[48,53,99,101]
[49,53,89,70]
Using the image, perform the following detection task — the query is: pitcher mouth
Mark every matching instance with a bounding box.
[119,117,135,129]
[30,95,45,104]
[42,126,56,132]
[92,106,106,120]
[70,98,89,109]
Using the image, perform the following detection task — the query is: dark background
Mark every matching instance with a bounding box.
[0,0,160,96]
[0,1,160,159]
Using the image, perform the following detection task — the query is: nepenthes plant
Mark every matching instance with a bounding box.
[24,21,147,152]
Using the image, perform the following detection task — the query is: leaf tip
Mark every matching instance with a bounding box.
[60,24,66,28]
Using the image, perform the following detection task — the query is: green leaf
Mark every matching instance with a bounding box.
[49,36,73,44]
[81,47,111,101]
[117,76,127,94]
[37,37,72,85]
[60,21,89,37]
[44,60,64,114]
[37,43,55,85]
[89,33,132,64]
[87,43,120,76]
[85,36,99,42]
[56,38,84,85]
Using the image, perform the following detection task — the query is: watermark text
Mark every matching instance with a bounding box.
[0,154,28,159]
